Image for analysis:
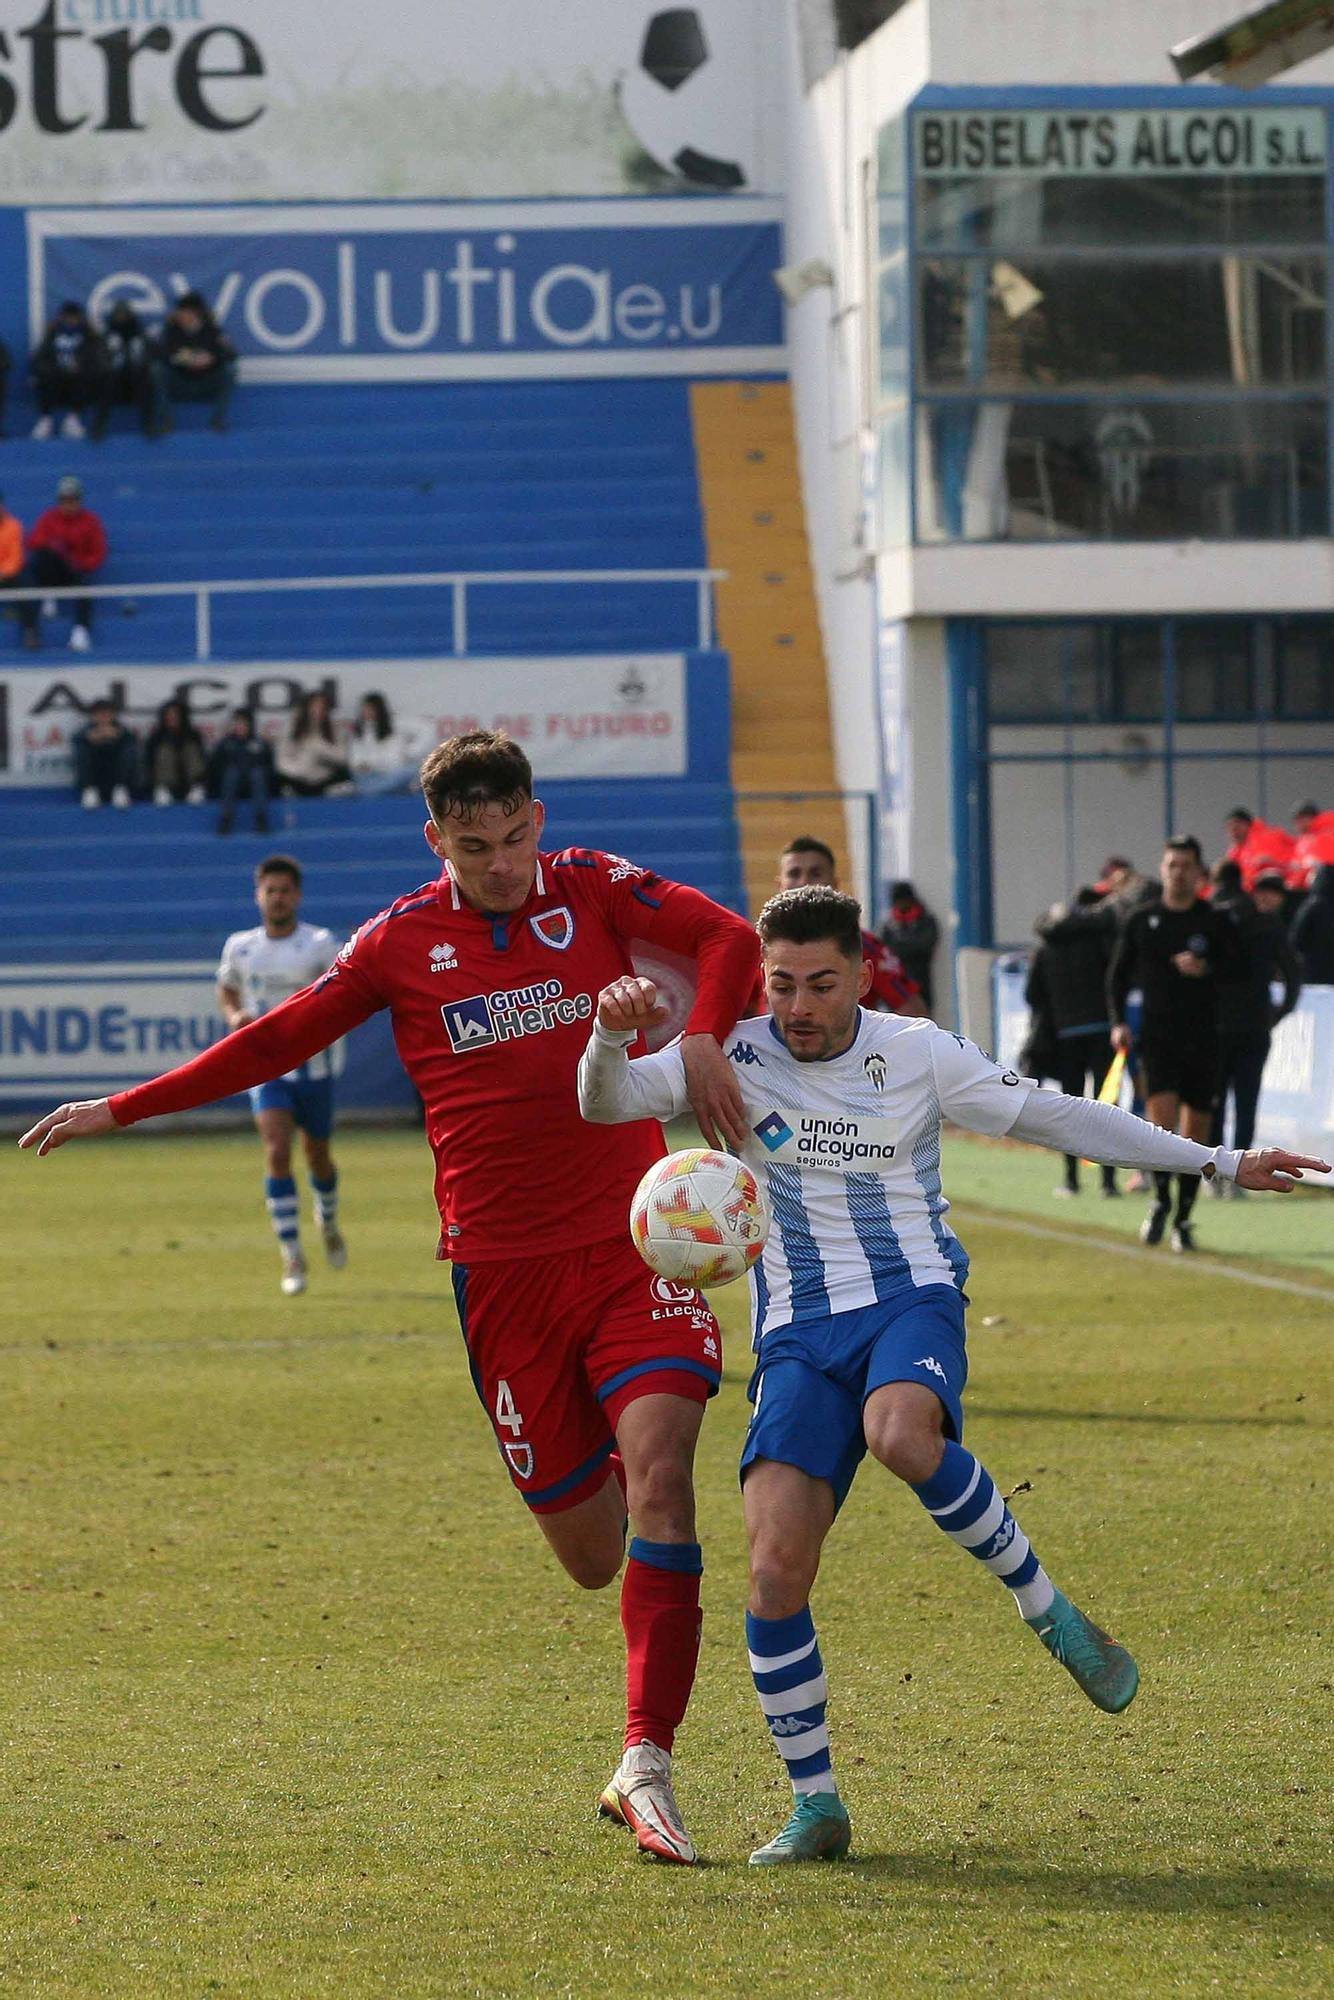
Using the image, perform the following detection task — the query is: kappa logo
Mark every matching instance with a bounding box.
[428,942,457,972]
[863,1052,887,1092]
[729,1040,765,1067]
[529,907,575,951]
[914,1355,948,1383]
[978,1517,1017,1563]
[768,1714,816,1738]
[755,1111,795,1151]
[504,1442,535,1480]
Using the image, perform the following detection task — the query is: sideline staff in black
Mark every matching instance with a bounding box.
[1108,837,1242,1252]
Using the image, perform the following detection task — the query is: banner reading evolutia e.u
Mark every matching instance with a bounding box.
[0,0,780,202]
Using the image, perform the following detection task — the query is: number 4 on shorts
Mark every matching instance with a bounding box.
[494,1379,524,1436]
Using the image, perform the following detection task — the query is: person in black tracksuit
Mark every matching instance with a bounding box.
[1108,836,1244,1252]
[1027,888,1119,1198]
[1209,862,1302,1177]
[1291,864,1334,984]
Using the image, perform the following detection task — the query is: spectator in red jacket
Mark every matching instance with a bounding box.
[21,474,108,653]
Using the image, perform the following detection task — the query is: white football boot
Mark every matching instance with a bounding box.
[321,1223,348,1270]
[280,1249,307,1296]
[598,1740,696,1865]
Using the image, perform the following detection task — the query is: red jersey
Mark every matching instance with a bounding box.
[109,848,759,1264]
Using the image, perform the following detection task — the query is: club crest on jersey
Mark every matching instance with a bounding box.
[529,907,575,951]
[863,1052,887,1092]
[504,1443,534,1480]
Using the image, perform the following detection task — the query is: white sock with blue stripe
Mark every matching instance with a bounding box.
[746,1606,837,1797]
[912,1440,1055,1620]
[310,1172,338,1227]
[264,1174,301,1251]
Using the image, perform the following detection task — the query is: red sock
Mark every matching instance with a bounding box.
[620,1540,702,1754]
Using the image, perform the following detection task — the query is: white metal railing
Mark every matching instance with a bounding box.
[4,567,725,661]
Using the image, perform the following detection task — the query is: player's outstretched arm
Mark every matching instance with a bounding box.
[1234,1148,1330,1192]
[578,978,690,1127]
[19,1097,117,1156]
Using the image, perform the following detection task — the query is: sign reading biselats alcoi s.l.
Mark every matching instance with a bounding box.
[915,106,1326,177]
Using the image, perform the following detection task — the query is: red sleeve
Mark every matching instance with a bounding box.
[568,849,759,1042]
[80,515,107,571]
[109,936,385,1127]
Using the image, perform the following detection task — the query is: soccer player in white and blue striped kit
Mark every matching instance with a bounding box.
[579,885,1326,1864]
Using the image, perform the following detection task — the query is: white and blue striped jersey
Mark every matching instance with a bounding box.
[580,1010,1037,1341]
[216,921,341,1082]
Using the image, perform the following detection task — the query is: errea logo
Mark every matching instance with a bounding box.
[429,943,457,973]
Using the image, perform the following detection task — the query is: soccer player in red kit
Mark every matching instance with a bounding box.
[20,731,759,1867]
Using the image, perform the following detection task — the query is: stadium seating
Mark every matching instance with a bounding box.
[0,779,746,966]
[0,380,710,661]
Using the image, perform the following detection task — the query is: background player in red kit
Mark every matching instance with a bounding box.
[20,731,759,1867]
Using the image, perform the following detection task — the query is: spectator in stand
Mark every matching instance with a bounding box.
[1027,889,1120,1199]
[1291,864,1334,984]
[93,300,153,439]
[1293,799,1319,841]
[880,879,940,1013]
[74,697,139,810]
[1222,808,1253,867]
[276,690,353,798]
[0,491,24,615]
[209,706,275,836]
[349,692,433,796]
[20,474,107,653]
[30,301,103,441]
[144,696,207,806]
[1209,860,1302,1188]
[148,292,237,437]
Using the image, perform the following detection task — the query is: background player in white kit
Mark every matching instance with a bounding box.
[216,854,346,1296]
[579,885,1326,1866]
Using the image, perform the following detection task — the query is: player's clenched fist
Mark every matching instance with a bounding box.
[596,975,669,1034]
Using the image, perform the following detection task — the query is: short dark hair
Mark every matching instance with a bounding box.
[757,885,862,960]
[1253,871,1287,894]
[1293,798,1319,819]
[420,730,533,823]
[1212,859,1244,892]
[781,835,837,871]
[255,853,302,888]
[1225,807,1253,825]
[1165,834,1203,866]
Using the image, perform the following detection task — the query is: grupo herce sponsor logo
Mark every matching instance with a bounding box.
[0,2,267,139]
[440,980,592,1053]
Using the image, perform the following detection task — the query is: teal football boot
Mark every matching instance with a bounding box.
[1026,1589,1140,1713]
[749,1792,852,1866]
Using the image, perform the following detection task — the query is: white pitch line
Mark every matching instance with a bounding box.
[965,1209,1334,1305]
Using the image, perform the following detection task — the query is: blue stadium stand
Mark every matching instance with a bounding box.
[0,379,712,660]
[0,781,746,968]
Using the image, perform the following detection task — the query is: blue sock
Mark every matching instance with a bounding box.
[310,1171,338,1227]
[912,1439,1055,1620]
[264,1174,300,1250]
[746,1605,836,1796]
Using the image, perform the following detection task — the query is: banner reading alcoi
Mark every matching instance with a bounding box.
[0,654,689,786]
[28,200,785,380]
[915,106,1327,177]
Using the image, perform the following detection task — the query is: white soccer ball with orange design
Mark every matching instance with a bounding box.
[630,1147,770,1288]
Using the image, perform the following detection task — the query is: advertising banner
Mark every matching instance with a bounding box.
[0,960,414,1114]
[915,105,1327,178]
[0,1,779,203]
[0,653,688,786]
[28,199,785,380]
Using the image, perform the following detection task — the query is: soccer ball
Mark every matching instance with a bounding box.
[618,6,757,190]
[630,1147,770,1288]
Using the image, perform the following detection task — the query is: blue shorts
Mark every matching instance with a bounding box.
[249,1075,336,1140]
[740,1286,968,1512]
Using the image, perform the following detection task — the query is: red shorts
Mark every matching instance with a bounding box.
[449,1235,723,1514]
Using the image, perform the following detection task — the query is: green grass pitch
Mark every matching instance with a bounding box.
[6,1126,1331,1998]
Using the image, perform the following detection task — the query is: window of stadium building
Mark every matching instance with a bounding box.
[908,103,1330,542]
[984,619,1275,724]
